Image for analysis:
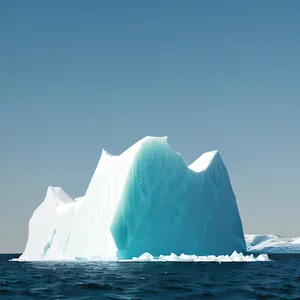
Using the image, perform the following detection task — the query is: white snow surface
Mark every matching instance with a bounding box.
[188,150,218,172]
[20,136,247,261]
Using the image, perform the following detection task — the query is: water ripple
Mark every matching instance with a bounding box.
[1,254,300,299]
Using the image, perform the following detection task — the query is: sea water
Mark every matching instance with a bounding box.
[1,253,300,299]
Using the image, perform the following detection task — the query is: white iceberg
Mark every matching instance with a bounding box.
[20,136,246,261]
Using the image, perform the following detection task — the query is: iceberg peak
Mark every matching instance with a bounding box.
[46,186,74,206]
[188,150,220,172]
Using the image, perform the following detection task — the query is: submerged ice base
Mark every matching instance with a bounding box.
[20,136,246,261]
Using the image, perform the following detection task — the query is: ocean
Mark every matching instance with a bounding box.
[1,253,300,299]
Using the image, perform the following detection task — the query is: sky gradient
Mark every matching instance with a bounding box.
[1,1,300,253]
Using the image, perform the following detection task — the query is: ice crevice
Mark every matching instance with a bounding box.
[42,229,56,259]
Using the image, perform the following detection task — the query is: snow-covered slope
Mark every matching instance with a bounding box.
[246,234,300,253]
[20,136,246,261]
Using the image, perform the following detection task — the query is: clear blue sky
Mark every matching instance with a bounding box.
[1,1,299,253]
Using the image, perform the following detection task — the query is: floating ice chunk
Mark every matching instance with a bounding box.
[159,253,179,262]
[256,254,269,262]
[217,255,232,262]
[133,252,154,261]
[230,251,244,262]
[130,252,270,263]
[179,253,197,262]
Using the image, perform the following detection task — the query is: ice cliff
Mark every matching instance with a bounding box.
[20,136,246,261]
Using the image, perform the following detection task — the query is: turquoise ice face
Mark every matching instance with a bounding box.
[109,138,246,259]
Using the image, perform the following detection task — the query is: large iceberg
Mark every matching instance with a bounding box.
[20,136,246,261]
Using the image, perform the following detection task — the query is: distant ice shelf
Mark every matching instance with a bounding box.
[20,136,247,261]
[245,234,300,253]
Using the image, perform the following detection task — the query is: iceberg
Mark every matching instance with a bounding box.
[20,136,246,261]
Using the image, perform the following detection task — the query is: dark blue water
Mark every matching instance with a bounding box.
[1,254,300,299]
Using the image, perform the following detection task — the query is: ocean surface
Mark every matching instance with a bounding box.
[1,253,300,299]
